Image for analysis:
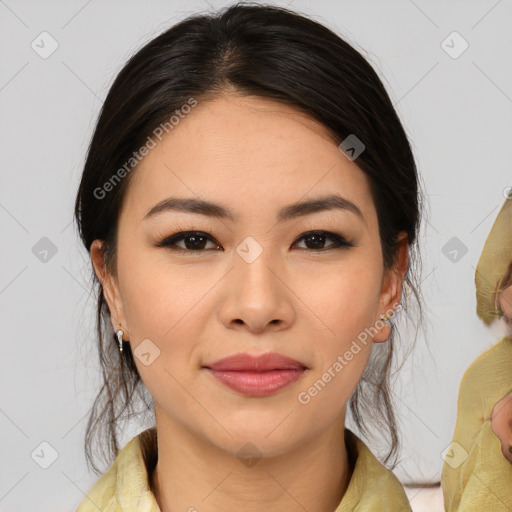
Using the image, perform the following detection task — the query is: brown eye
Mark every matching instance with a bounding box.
[156,231,221,252]
[293,231,353,251]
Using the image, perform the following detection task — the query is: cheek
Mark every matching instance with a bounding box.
[115,250,208,393]
[117,244,211,337]
[303,260,382,344]
[117,255,207,403]
[296,259,382,399]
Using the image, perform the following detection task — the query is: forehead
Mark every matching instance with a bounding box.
[121,94,375,223]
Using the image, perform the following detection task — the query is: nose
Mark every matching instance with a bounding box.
[218,248,295,334]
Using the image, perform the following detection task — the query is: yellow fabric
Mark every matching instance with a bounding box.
[475,197,512,325]
[441,336,512,511]
[77,426,411,511]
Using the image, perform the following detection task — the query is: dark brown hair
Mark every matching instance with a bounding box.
[74,1,424,475]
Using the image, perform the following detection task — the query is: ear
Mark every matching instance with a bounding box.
[373,231,409,342]
[90,239,128,335]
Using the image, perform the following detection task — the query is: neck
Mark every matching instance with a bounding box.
[150,413,351,512]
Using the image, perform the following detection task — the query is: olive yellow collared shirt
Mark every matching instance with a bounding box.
[441,336,512,511]
[76,426,411,511]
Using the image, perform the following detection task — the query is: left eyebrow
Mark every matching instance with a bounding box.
[143,194,365,224]
[278,195,365,223]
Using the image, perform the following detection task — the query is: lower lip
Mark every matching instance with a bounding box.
[206,368,306,396]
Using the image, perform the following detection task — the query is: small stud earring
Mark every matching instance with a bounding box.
[379,314,392,341]
[116,329,124,353]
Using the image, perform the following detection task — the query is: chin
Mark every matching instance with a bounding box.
[208,424,303,459]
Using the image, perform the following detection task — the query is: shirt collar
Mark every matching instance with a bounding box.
[84,426,410,511]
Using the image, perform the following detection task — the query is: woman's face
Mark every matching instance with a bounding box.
[93,93,407,457]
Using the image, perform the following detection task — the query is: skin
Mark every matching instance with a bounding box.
[490,391,512,464]
[490,285,512,464]
[498,284,512,325]
[91,92,409,512]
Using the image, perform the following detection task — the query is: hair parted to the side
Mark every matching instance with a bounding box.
[74,1,425,476]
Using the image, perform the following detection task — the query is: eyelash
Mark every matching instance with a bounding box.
[154,229,354,253]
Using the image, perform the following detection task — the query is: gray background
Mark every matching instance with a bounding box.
[1,0,511,510]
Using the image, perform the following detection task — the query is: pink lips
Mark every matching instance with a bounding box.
[203,352,307,397]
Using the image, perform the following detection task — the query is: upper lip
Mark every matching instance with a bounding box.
[204,352,307,371]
